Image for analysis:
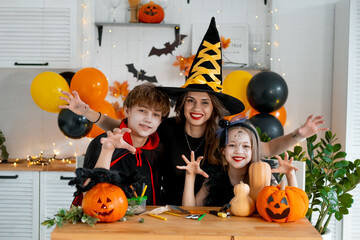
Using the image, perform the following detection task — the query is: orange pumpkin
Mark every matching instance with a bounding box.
[82,183,128,223]
[249,161,272,202]
[256,181,309,223]
[138,1,164,23]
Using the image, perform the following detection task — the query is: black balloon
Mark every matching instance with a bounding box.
[249,113,284,140]
[58,109,93,139]
[60,71,75,86]
[247,71,288,113]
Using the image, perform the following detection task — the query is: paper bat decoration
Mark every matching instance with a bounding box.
[126,63,158,83]
[148,33,187,57]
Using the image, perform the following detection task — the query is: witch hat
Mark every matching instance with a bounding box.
[159,17,244,115]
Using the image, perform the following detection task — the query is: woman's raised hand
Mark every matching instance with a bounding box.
[59,90,89,116]
[297,115,329,138]
[100,128,136,154]
[177,151,209,178]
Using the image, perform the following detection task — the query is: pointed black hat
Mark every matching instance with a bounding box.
[159,17,244,115]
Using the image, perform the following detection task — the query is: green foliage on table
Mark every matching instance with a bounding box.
[41,205,99,228]
[0,130,9,161]
[283,131,360,235]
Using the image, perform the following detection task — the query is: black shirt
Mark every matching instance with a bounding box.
[157,117,209,205]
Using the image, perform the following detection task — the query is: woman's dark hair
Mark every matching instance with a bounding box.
[174,92,229,163]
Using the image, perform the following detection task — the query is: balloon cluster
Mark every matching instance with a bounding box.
[31,68,115,139]
[223,71,288,140]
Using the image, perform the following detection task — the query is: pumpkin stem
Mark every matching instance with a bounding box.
[280,180,286,190]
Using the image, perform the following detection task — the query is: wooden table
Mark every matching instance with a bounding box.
[51,206,322,240]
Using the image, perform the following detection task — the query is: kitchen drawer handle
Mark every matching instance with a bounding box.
[0,175,19,179]
[60,176,74,180]
[14,62,49,66]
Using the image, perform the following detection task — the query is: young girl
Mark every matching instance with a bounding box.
[178,117,299,207]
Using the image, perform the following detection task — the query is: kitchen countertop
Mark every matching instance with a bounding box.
[51,206,322,240]
[0,159,76,172]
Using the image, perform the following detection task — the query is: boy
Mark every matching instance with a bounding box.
[60,83,170,205]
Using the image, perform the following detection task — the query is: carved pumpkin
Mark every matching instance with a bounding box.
[256,181,309,223]
[138,1,164,23]
[82,183,128,223]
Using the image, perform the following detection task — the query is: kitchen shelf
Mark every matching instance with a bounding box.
[95,22,180,46]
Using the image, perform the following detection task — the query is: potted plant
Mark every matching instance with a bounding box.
[283,131,360,236]
[0,130,9,161]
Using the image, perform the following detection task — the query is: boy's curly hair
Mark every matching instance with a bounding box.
[123,83,170,118]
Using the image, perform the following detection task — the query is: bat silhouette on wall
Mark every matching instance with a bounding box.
[126,63,158,83]
[148,32,187,57]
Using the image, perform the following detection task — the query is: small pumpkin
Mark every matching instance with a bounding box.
[249,161,272,202]
[138,1,164,23]
[256,181,309,223]
[230,181,255,217]
[82,183,128,223]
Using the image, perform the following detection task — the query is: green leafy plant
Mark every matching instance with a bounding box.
[283,131,360,235]
[255,127,272,142]
[0,130,9,161]
[41,205,99,228]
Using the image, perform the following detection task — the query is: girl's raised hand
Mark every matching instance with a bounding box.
[176,151,209,178]
[100,128,136,154]
[272,152,299,175]
[58,90,89,116]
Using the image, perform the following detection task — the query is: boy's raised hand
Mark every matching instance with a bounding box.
[271,152,299,175]
[58,90,89,116]
[177,151,209,178]
[100,128,136,154]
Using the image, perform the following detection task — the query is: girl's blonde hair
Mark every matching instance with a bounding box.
[215,121,261,173]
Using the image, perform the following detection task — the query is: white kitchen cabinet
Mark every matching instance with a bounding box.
[39,171,75,240]
[0,171,76,240]
[0,171,39,240]
[0,0,81,68]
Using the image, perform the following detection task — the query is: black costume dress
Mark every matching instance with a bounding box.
[157,117,210,205]
[204,165,237,206]
[73,120,162,206]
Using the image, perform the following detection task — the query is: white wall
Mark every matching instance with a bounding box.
[0,0,334,160]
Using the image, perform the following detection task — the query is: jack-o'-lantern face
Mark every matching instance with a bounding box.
[138,1,165,23]
[256,184,309,223]
[93,196,114,217]
[265,192,290,220]
[82,183,128,223]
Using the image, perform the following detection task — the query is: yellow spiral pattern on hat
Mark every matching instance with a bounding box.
[181,41,223,93]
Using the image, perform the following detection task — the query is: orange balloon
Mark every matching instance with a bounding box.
[87,100,117,138]
[249,108,260,118]
[70,68,108,105]
[249,106,287,126]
